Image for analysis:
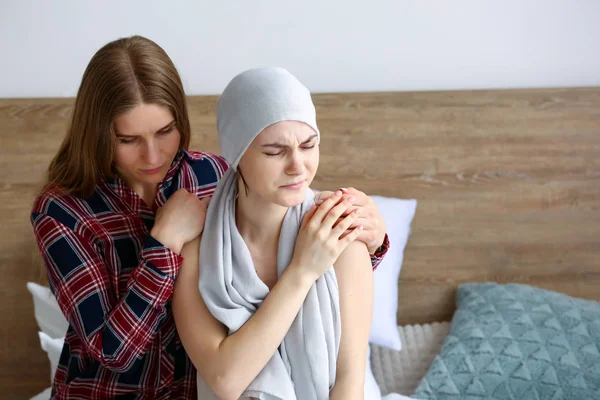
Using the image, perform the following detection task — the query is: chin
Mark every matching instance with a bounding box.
[138,172,167,185]
[275,189,308,208]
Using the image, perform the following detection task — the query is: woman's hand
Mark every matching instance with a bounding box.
[291,191,363,281]
[315,187,386,254]
[150,189,210,254]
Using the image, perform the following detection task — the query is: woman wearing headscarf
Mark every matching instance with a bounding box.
[173,67,374,400]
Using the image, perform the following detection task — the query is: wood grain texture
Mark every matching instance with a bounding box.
[1,87,600,397]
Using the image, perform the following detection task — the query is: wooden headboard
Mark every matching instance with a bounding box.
[2,87,600,398]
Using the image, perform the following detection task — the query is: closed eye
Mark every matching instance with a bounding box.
[265,143,315,156]
[118,137,138,144]
[158,124,176,135]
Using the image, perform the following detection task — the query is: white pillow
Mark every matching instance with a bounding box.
[369,196,417,350]
[30,388,53,400]
[27,282,69,389]
[26,282,69,339]
[38,331,64,382]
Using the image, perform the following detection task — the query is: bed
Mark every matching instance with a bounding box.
[2,87,600,399]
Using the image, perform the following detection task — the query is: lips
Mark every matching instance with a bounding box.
[281,180,305,189]
[141,165,163,175]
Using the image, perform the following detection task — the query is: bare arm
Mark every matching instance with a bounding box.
[173,237,315,400]
[173,193,363,400]
[330,241,374,400]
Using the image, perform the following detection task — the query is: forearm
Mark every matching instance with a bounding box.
[34,214,180,372]
[370,233,390,270]
[332,242,374,398]
[174,250,316,400]
[216,265,314,391]
[330,378,365,400]
[79,235,181,371]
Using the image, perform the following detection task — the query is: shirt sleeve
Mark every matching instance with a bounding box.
[370,233,390,271]
[31,211,183,373]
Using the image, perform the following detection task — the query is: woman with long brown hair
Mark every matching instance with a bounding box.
[31,35,389,399]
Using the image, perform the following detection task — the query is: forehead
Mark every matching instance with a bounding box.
[114,103,174,135]
[256,120,318,143]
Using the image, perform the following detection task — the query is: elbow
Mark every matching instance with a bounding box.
[215,374,243,400]
[99,351,140,374]
[90,333,142,373]
[209,372,246,400]
[86,338,139,373]
[332,375,366,400]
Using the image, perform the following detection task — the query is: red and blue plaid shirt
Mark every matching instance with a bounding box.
[31,149,389,399]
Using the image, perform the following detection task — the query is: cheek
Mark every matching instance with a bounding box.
[238,155,265,186]
[251,159,282,189]
[257,160,280,183]
[113,146,137,171]
[307,152,319,172]
[166,132,182,153]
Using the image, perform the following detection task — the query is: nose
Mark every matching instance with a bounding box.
[142,138,160,165]
[285,149,306,176]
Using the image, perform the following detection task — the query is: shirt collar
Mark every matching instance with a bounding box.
[103,148,189,214]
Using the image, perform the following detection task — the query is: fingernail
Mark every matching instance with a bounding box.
[335,190,342,197]
[359,225,364,230]
[354,209,361,215]
[348,196,355,203]
[340,187,348,191]
[316,199,323,205]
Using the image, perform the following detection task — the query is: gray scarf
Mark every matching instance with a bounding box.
[198,67,341,400]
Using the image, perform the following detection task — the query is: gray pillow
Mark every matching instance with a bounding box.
[413,283,600,400]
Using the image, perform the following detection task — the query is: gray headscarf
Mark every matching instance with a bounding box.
[216,67,320,170]
[197,67,341,400]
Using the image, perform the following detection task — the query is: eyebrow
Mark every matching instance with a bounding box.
[115,120,176,137]
[261,134,318,149]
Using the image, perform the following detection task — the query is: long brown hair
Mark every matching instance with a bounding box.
[46,35,191,197]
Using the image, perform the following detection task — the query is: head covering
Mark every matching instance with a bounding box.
[197,68,340,399]
[216,66,320,170]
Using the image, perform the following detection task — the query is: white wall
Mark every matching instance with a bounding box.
[1,0,599,98]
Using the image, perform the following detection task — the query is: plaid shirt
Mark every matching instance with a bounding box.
[31,149,389,399]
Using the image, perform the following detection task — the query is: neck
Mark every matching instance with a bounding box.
[128,180,159,208]
[235,187,288,247]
